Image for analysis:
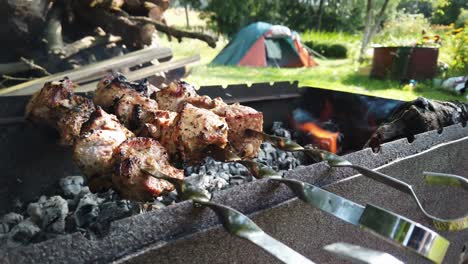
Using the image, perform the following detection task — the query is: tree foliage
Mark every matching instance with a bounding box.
[431,0,467,25]
[199,0,378,37]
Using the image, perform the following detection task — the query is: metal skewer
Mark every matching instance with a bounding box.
[193,199,316,264]
[142,169,316,264]
[247,129,468,231]
[271,177,449,264]
[201,145,451,263]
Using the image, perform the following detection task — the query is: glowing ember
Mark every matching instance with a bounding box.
[299,122,339,153]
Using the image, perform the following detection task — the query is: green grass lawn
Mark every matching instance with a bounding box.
[163,37,466,102]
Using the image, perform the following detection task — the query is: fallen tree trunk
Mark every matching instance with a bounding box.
[366,97,468,149]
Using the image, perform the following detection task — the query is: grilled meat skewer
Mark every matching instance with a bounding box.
[114,91,159,130]
[73,107,135,192]
[56,95,96,145]
[26,78,96,146]
[94,73,159,110]
[161,103,229,162]
[153,80,263,158]
[112,137,183,201]
[25,78,75,127]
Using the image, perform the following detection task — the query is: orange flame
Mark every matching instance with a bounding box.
[299,122,339,153]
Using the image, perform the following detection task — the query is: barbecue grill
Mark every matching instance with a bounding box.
[1,82,467,263]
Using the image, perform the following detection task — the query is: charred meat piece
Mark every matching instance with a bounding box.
[154,81,198,112]
[73,107,134,192]
[25,78,74,127]
[138,110,177,140]
[185,95,226,110]
[94,73,158,110]
[56,95,96,145]
[162,103,229,162]
[113,91,159,130]
[212,103,263,158]
[112,137,183,201]
[154,81,226,112]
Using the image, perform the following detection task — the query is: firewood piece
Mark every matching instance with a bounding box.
[0,0,51,59]
[62,32,122,59]
[73,2,154,49]
[127,15,218,48]
[0,62,32,75]
[366,97,468,148]
[44,4,65,56]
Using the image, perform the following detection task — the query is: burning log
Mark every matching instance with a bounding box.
[366,97,468,149]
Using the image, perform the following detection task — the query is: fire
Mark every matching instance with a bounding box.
[299,122,339,153]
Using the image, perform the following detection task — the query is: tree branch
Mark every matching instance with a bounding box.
[20,57,51,76]
[1,75,35,81]
[127,15,218,48]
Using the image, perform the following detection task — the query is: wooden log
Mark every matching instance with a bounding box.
[366,97,468,148]
[0,0,51,59]
[44,4,65,56]
[72,1,155,49]
[61,31,122,59]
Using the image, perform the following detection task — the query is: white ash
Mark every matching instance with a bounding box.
[183,122,311,192]
[60,176,85,198]
[0,122,312,248]
[0,176,141,249]
[27,196,68,235]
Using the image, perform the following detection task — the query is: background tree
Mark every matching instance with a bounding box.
[431,0,467,25]
[358,0,401,62]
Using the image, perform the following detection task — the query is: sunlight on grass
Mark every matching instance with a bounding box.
[159,36,466,102]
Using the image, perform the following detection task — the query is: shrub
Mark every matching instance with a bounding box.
[304,42,348,58]
[301,31,359,59]
[373,13,433,46]
[456,9,468,28]
[446,24,468,76]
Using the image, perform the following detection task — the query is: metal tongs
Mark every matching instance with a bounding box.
[247,129,468,232]
[142,170,315,264]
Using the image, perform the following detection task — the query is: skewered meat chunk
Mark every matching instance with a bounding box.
[113,91,159,130]
[212,103,263,158]
[73,107,134,192]
[186,95,226,110]
[112,137,183,201]
[138,110,177,140]
[56,95,96,145]
[25,78,74,126]
[154,81,225,112]
[94,73,158,110]
[162,103,229,162]
[154,81,197,112]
